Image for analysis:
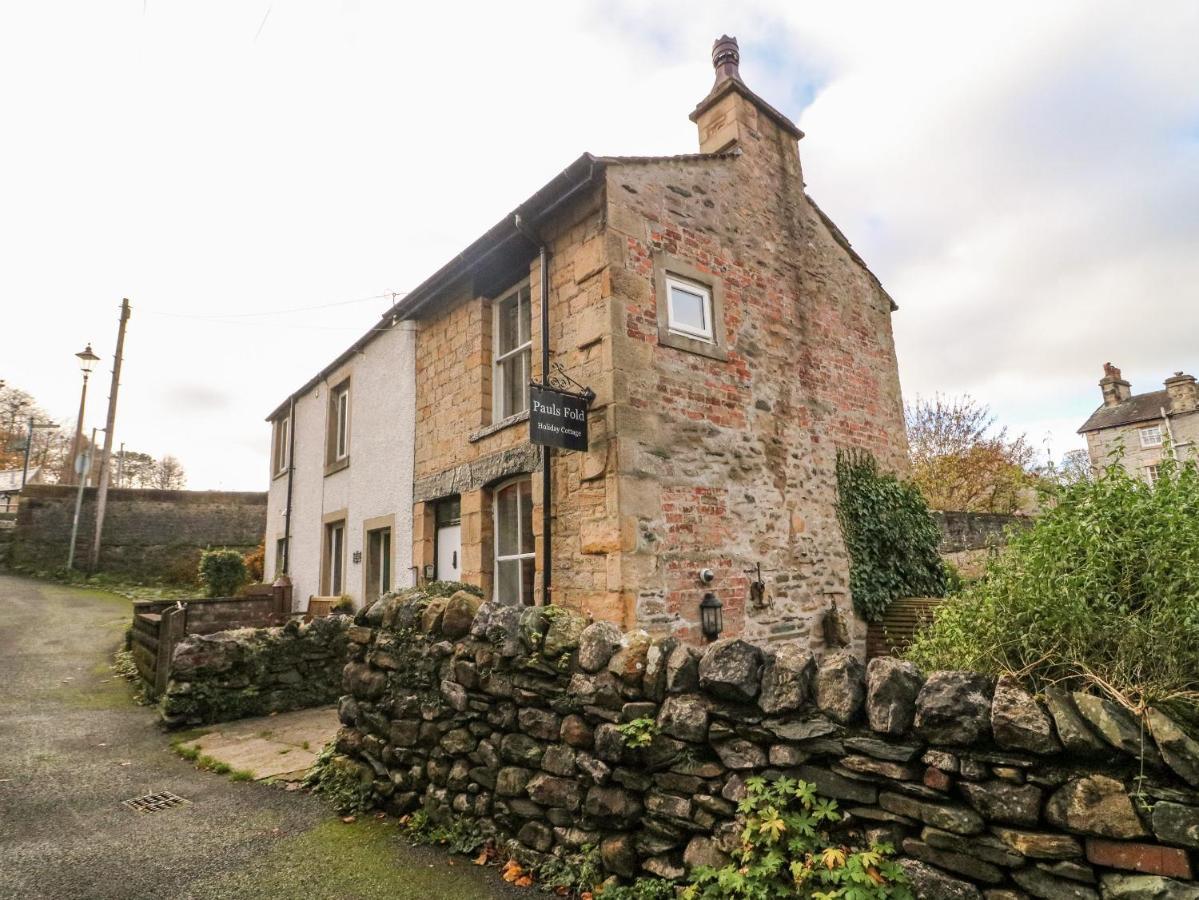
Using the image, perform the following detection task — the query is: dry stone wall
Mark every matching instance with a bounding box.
[334,588,1199,898]
[161,616,349,727]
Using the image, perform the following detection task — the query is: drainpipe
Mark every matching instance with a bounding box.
[514,214,552,606]
[282,396,297,574]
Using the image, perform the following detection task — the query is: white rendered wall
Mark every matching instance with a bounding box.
[265,320,417,610]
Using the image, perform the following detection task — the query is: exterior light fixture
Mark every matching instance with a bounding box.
[423,564,435,582]
[700,592,723,641]
[75,343,100,375]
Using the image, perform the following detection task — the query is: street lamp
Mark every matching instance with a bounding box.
[68,344,100,486]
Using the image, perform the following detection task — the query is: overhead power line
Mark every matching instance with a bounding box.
[143,291,407,321]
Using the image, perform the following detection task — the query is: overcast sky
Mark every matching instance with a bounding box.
[2,1,1196,490]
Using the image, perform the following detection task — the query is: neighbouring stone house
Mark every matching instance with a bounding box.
[1078,363,1199,484]
[266,37,908,653]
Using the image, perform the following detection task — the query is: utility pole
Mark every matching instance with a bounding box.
[115,441,125,489]
[67,427,97,570]
[88,298,131,573]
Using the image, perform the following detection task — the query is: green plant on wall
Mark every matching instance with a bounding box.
[684,776,913,899]
[617,717,658,749]
[198,547,249,598]
[835,449,947,621]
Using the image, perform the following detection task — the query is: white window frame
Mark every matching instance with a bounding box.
[665,275,714,343]
[1145,464,1160,485]
[492,477,535,606]
[1139,424,1163,448]
[492,282,532,423]
[325,520,345,595]
[272,415,290,477]
[334,385,350,460]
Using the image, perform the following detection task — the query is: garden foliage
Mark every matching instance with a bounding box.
[197,547,248,598]
[906,456,1199,716]
[684,776,912,899]
[835,450,947,621]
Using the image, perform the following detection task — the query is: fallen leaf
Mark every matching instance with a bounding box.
[341,815,356,824]
[515,875,533,888]
[473,850,489,866]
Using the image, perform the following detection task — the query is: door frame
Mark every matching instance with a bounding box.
[361,513,395,603]
[433,495,462,582]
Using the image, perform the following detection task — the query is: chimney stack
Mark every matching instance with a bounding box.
[690,35,804,156]
[1100,362,1132,407]
[1165,371,1198,413]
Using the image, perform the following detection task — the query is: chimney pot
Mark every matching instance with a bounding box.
[711,35,740,83]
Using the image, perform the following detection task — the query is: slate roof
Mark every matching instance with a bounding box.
[1077,390,1171,434]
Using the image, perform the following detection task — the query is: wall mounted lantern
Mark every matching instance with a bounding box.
[700,592,723,641]
[423,564,436,582]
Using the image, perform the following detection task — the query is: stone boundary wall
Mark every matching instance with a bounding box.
[161,616,350,727]
[933,511,1031,581]
[7,484,266,582]
[333,588,1199,898]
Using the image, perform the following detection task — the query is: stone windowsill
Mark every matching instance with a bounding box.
[469,410,529,444]
[324,455,350,477]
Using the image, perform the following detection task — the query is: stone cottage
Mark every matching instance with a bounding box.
[266,37,908,653]
[1078,363,1199,483]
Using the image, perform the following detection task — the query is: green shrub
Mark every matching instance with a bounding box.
[598,879,676,899]
[197,548,248,598]
[836,449,948,621]
[683,776,912,899]
[906,456,1199,717]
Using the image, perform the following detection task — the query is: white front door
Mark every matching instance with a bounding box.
[436,524,461,582]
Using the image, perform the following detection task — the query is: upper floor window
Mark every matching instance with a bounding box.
[493,283,531,422]
[271,415,290,477]
[1139,424,1163,448]
[327,379,350,465]
[665,275,714,343]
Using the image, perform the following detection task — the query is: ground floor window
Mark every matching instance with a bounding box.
[493,477,534,606]
[366,526,391,600]
[322,520,345,595]
[274,536,288,576]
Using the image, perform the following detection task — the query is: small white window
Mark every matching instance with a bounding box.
[1145,464,1160,485]
[1139,425,1163,448]
[493,284,532,422]
[493,478,535,606]
[665,276,714,343]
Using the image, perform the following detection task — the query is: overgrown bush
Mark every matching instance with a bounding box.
[906,456,1199,717]
[836,449,948,621]
[197,547,248,598]
[684,776,912,899]
[243,542,265,583]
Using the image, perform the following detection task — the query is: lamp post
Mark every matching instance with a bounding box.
[68,344,100,486]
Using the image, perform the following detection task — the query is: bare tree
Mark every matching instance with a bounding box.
[906,394,1038,513]
[1046,448,1095,486]
[151,455,187,490]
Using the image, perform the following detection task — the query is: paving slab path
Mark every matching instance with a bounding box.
[180,706,341,781]
[0,573,521,900]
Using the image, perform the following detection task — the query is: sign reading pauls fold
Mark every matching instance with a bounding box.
[529,383,592,452]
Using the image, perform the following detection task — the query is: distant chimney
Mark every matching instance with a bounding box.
[1100,363,1132,407]
[1165,371,1198,414]
[690,35,804,156]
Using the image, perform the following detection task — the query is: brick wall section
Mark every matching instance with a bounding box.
[333,592,1199,897]
[7,484,266,581]
[602,104,905,649]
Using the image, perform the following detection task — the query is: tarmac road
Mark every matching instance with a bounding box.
[0,574,519,899]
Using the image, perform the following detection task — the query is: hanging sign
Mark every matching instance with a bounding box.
[529,384,590,452]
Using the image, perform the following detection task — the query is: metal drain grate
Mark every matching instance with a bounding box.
[123,790,190,813]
